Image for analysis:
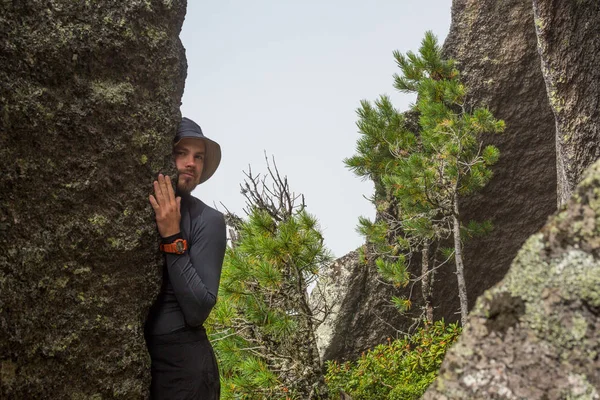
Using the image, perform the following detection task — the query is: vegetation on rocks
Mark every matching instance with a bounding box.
[4,0,598,398]
[345,32,504,326]
[206,159,332,400]
[325,320,461,400]
[207,32,506,399]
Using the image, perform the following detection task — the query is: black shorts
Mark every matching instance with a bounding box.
[146,328,220,400]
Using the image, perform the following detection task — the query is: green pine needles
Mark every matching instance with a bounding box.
[206,160,332,399]
[325,320,461,400]
[206,31,504,399]
[345,31,505,325]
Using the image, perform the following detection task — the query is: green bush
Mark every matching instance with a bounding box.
[325,320,461,400]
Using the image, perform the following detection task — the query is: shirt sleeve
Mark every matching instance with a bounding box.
[164,208,227,328]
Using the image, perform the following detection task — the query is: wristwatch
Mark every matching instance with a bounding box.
[160,238,188,254]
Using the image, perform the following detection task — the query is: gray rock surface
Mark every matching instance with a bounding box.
[315,0,559,362]
[312,252,357,361]
[533,0,600,206]
[0,1,187,398]
[423,158,600,400]
[312,251,411,362]
[439,0,557,319]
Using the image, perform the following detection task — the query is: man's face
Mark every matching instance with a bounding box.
[173,138,206,195]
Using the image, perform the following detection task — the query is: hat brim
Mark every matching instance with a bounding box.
[174,134,221,184]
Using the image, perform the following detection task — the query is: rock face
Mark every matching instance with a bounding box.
[316,0,559,362]
[312,252,357,361]
[312,251,412,362]
[438,0,557,319]
[423,159,600,399]
[0,2,187,398]
[533,0,600,206]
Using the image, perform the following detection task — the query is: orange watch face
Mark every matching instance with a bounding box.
[161,239,187,254]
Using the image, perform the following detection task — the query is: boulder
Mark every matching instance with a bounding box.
[315,0,559,362]
[439,0,557,319]
[0,1,186,398]
[532,0,600,206]
[422,158,600,399]
[313,251,413,362]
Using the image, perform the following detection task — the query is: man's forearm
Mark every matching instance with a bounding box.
[165,253,217,327]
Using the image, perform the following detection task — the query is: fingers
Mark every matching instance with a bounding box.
[149,195,159,210]
[158,174,176,205]
[165,175,176,205]
[154,176,165,205]
[153,174,177,207]
[150,176,181,236]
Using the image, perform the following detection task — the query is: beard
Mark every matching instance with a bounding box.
[176,172,200,196]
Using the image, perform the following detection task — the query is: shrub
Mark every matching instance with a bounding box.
[325,320,461,400]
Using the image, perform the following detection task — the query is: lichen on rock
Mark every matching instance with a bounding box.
[423,159,600,399]
[0,1,187,398]
[532,0,600,206]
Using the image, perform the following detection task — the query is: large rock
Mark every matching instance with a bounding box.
[315,0,558,362]
[0,1,187,398]
[423,159,600,399]
[438,0,557,319]
[533,0,600,206]
[313,251,413,362]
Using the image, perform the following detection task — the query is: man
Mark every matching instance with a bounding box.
[145,117,227,399]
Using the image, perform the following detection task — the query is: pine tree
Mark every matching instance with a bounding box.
[207,157,332,399]
[345,32,504,326]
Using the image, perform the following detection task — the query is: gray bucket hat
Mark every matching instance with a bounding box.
[174,117,222,183]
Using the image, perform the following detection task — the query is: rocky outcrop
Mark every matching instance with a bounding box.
[421,3,600,396]
[312,252,357,361]
[439,0,557,319]
[0,1,187,398]
[423,158,600,399]
[316,0,558,362]
[533,0,600,206]
[312,251,413,362]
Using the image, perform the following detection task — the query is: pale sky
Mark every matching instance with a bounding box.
[181,1,452,258]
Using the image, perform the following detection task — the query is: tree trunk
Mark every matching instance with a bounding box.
[452,197,469,326]
[421,241,434,323]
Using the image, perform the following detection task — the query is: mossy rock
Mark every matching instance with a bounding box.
[423,160,600,399]
[0,1,187,398]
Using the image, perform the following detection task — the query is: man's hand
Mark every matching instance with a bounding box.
[149,174,181,238]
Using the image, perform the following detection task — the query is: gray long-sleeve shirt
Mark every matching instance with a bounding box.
[145,195,227,335]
